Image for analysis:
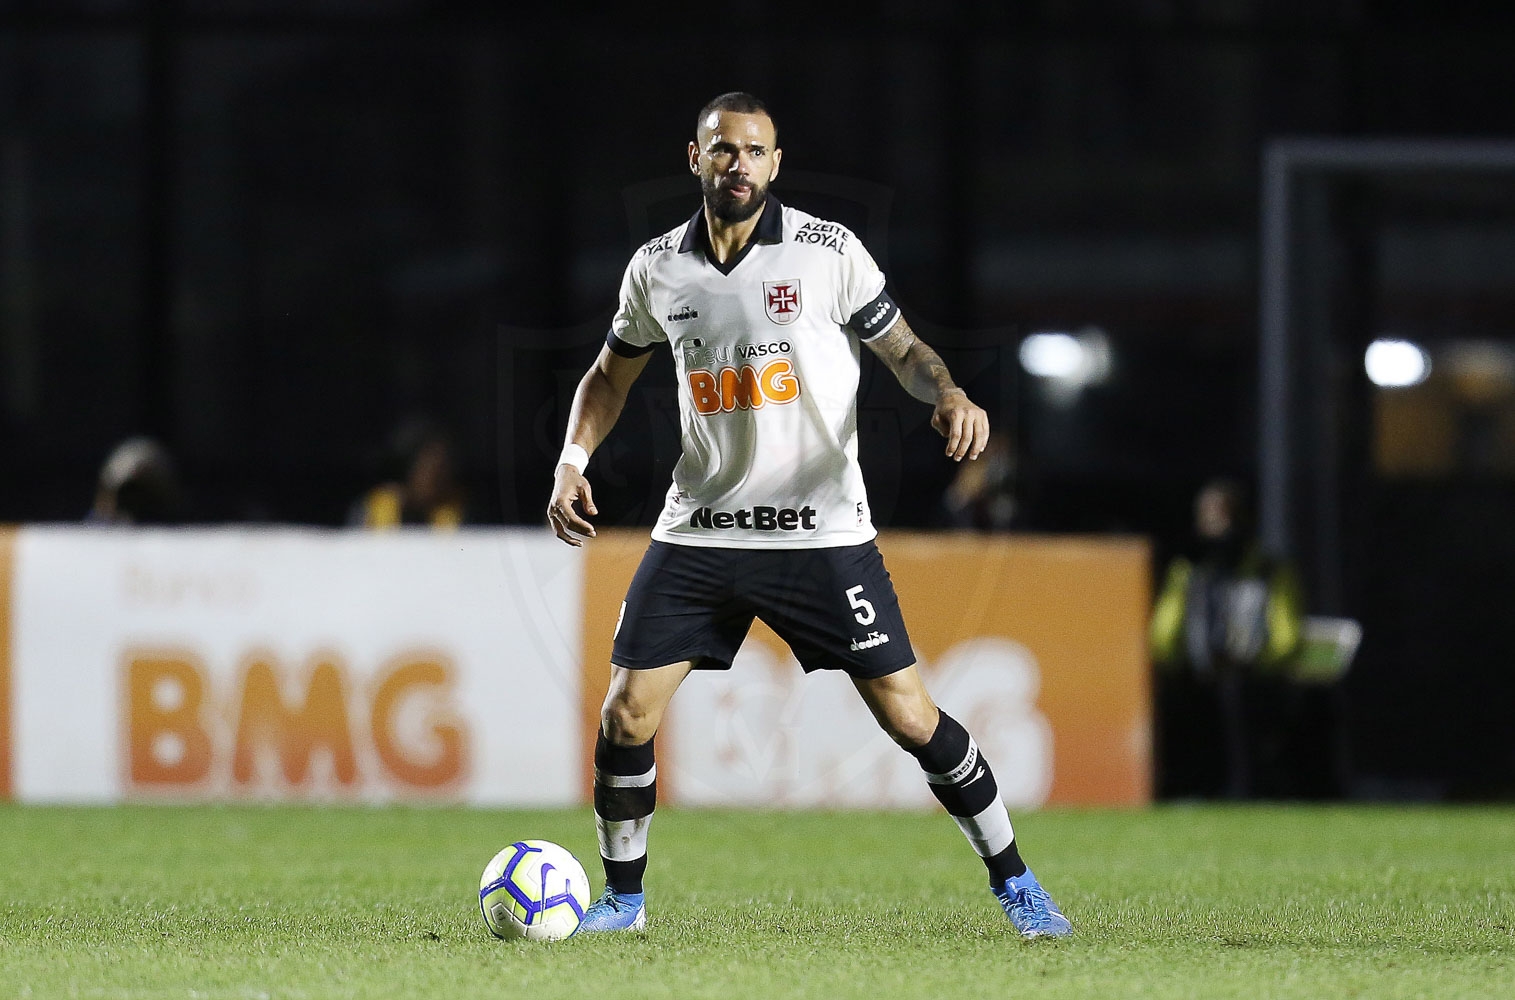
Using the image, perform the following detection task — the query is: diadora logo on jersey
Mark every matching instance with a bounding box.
[793,220,850,254]
[666,305,699,322]
[688,504,818,531]
[636,231,680,258]
[687,359,801,415]
[763,280,802,325]
[849,631,891,651]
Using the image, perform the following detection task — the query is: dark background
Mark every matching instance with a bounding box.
[3,0,1515,797]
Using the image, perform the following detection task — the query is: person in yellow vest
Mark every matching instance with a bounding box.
[349,419,465,529]
[1149,478,1303,797]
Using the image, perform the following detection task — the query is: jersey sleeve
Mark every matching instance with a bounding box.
[606,256,666,357]
[837,232,901,342]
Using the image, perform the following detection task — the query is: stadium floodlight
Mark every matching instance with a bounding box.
[1364,338,1431,388]
[1019,328,1113,401]
[1019,332,1084,379]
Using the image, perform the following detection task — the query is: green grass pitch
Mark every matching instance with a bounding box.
[1,804,1511,999]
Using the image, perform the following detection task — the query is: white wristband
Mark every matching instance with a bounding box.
[557,443,590,474]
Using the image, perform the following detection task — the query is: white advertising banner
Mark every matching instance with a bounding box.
[7,527,583,805]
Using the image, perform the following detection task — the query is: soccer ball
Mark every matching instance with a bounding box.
[478,840,591,941]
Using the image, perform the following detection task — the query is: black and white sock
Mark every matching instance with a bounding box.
[907,711,1027,886]
[592,731,656,895]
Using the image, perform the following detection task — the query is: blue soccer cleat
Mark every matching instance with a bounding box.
[574,887,647,934]
[993,868,1072,939]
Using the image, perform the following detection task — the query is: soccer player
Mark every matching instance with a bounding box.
[546,92,1071,939]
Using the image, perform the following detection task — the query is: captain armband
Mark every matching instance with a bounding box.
[848,290,902,342]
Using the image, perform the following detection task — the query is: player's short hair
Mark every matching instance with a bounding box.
[695,92,777,141]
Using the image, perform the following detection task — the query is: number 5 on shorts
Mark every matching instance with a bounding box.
[846,585,876,625]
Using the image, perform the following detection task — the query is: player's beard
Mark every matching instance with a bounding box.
[702,172,769,222]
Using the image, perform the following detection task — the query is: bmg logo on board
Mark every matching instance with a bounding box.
[123,649,468,797]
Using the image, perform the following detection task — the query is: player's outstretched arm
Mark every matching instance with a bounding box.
[863,316,989,462]
[547,346,652,546]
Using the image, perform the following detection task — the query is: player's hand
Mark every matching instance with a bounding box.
[931,388,990,462]
[547,465,598,547]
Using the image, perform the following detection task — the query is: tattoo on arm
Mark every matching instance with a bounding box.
[865,317,960,404]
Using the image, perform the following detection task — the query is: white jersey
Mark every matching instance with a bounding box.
[607,195,902,549]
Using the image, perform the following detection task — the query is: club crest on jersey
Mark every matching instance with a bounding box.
[763,280,802,326]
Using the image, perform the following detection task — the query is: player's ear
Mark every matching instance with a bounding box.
[770,147,781,182]
[688,141,700,174]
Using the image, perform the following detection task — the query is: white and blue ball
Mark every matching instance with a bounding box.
[478,840,590,941]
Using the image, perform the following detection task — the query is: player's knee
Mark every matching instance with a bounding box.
[601,697,659,746]
[878,702,939,749]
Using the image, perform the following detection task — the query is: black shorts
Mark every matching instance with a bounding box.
[611,539,916,678]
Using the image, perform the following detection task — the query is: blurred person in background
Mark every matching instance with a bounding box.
[933,433,1022,531]
[1149,478,1304,798]
[349,417,465,529]
[87,436,185,525]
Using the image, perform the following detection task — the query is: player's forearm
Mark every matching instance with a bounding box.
[894,339,962,405]
[866,318,964,406]
[563,365,629,458]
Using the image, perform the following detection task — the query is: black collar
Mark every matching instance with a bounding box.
[678,194,784,275]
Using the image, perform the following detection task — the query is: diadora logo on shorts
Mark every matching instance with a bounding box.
[666,305,699,323]
[687,358,801,415]
[849,631,891,651]
[763,279,802,325]
[688,504,818,531]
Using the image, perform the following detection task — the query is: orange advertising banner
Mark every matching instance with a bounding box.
[0,526,14,800]
[582,531,1152,807]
